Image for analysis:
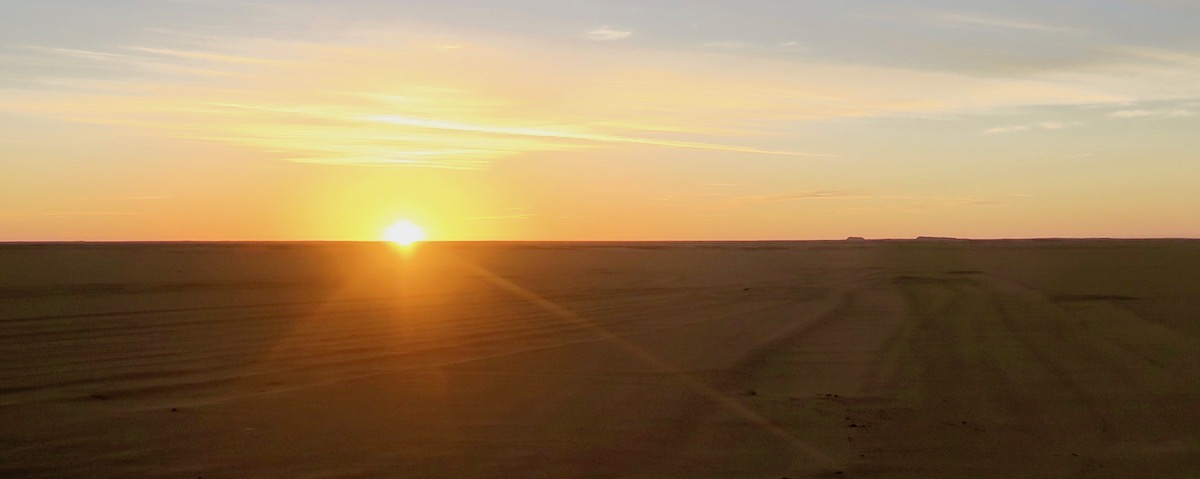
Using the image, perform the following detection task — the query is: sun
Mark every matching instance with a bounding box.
[383,220,426,246]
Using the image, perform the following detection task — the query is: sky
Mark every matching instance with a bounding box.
[2,0,1198,241]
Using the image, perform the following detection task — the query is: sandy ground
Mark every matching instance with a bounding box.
[1,240,1199,478]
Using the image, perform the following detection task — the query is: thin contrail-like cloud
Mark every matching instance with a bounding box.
[362,114,835,158]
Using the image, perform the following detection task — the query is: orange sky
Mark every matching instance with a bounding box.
[2,1,1199,240]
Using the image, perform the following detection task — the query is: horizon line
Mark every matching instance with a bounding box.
[2,236,1199,245]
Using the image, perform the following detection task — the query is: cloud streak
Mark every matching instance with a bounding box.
[466,213,538,221]
[0,211,141,218]
[5,20,1200,170]
[1110,108,1196,118]
[983,121,1083,135]
[361,114,830,158]
[4,31,850,168]
[670,189,1007,212]
[936,13,1084,34]
[584,27,632,41]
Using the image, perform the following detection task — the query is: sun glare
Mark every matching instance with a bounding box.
[384,220,426,246]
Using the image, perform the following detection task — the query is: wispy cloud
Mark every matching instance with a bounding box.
[857,195,1003,212]
[1016,151,1094,159]
[16,44,252,82]
[90,195,172,201]
[124,46,289,66]
[693,190,875,210]
[21,46,128,61]
[1116,46,1200,68]
[669,189,1007,212]
[0,210,141,218]
[464,207,537,221]
[936,13,1084,34]
[584,27,632,41]
[6,22,1200,170]
[2,32,845,169]
[1110,108,1196,118]
[983,121,1083,135]
[746,191,873,202]
[702,41,753,50]
[700,40,808,52]
[466,214,538,221]
[361,114,829,158]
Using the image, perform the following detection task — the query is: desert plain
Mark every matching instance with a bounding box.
[1,239,1199,478]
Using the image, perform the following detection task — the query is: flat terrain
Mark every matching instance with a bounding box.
[1,240,1199,478]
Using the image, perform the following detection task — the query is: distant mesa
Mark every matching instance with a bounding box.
[845,236,867,241]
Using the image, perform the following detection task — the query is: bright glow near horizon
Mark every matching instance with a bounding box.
[384,220,426,246]
[2,1,1199,240]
